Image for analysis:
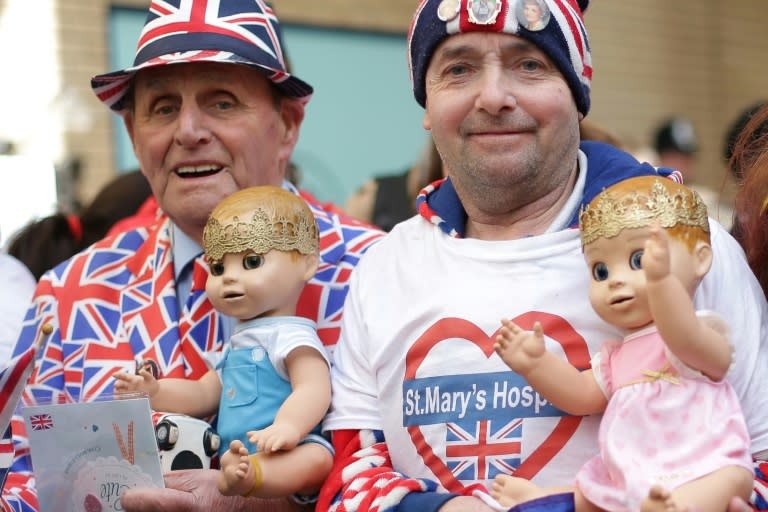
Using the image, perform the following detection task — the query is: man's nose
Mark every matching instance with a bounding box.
[174,103,212,147]
[474,67,516,115]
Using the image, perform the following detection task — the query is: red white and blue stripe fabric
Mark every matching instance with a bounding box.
[1,192,382,511]
[0,341,37,499]
[417,142,682,239]
[0,427,14,496]
[91,0,313,111]
[0,344,37,436]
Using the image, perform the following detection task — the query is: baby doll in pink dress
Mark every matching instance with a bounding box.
[492,176,752,512]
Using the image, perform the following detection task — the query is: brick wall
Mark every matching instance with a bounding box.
[3,0,767,206]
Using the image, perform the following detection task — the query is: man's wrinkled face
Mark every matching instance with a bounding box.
[124,62,303,241]
[422,32,581,212]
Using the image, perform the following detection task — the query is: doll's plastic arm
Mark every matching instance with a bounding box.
[277,346,332,442]
[495,320,606,415]
[148,369,221,417]
[114,368,159,396]
[641,225,672,282]
[648,277,732,380]
[527,361,607,416]
[644,226,731,379]
[494,319,547,375]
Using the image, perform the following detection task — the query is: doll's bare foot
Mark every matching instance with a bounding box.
[491,474,545,507]
[641,485,680,512]
[217,440,258,496]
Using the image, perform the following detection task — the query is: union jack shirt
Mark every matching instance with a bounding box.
[1,194,382,511]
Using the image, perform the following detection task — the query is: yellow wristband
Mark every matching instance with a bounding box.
[241,454,264,498]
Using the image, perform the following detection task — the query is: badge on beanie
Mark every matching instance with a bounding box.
[515,0,551,31]
[467,0,502,25]
[437,0,460,22]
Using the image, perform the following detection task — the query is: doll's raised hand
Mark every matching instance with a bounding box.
[247,422,301,453]
[641,224,672,283]
[113,368,160,397]
[494,319,546,376]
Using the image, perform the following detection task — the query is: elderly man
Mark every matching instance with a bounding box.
[319,1,768,511]
[1,1,381,511]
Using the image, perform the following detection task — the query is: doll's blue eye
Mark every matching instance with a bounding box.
[243,254,264,270]
[592,262,609,281]
[210,261,225,276]
[630,250,644,270]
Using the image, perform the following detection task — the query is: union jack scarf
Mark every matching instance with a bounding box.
[178,256,220,380]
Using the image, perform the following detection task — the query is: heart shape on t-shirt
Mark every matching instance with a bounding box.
[403,312,591,493]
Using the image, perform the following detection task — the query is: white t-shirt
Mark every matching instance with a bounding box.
[326,210,768,494]
[223,316,329,380]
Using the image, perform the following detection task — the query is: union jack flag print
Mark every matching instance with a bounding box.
[0,426,13,493]
[2,191,381,510]
[92,0,312,111]
[28,415,52,432]
[445,418,522,481]
[0,343,37,435]
[138,0,285,71]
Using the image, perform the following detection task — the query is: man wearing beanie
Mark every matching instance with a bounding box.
[319,1,768,511]
[2,1,383,511]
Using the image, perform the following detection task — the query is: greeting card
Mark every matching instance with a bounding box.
[23,395,164,512]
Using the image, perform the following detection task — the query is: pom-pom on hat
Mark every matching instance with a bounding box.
[407,0,592,115]
[91,0,312,111]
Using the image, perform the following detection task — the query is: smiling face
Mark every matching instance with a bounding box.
[422,32,581,218]
[584,227,699,332]
[123,62,304,243]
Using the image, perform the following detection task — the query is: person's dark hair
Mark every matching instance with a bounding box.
[7,170,152,280]
[732,104,768,298]
[724,100,768,179]
[653,117,698,155]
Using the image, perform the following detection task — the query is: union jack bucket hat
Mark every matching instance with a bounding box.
[91,0,312,111]
[408,0,592,115]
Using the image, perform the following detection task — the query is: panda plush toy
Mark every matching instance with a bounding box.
[153,413,221,472]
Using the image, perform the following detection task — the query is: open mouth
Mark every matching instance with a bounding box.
[175,165,222,178]
[223,292,244,300]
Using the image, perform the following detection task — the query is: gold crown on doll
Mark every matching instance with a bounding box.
[579,179,709,246]
[203,208,319,261]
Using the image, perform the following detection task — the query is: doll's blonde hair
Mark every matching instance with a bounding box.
[579,176,710,252]
[203,186,319,261]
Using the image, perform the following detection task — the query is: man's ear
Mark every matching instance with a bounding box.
[692,240,713,280]
[122,112,136,150]
[280,98,304,148]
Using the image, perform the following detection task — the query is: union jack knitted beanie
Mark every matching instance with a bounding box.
[91,0,312,111]
[408,0,592,115]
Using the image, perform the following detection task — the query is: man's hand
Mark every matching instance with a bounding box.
[120,469,311,512]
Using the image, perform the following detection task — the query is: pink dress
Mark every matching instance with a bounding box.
[575,314,752,511]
